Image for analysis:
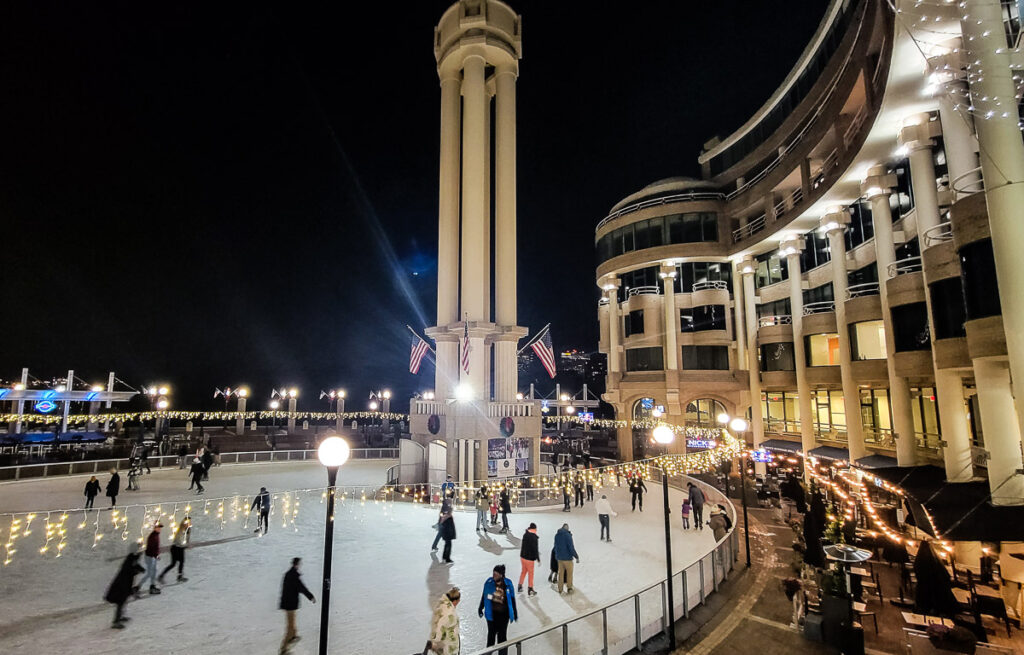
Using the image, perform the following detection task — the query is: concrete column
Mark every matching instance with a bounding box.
[61,369,73,435]
[934,77,978,192]
[461,331,488,402]
[660,264,678,370]
[460,55,488,321]
[236,396,246,435]
[782,240,816,455]
[495,66,517,327]
[435,339,458,401]
[962,0,1024,444]
[934,370,972,481]
[605,281,621,373]
[822,212,866,461]
[287,397,297,433]
[973,358,1024,505]
[733,261,747,370]
[15,367,28,434]
[437,74,461,326]
[103,371,114,433]
[494,339,518,402]
[863,174,917,466]
[739,259,765,472]
[898,115,941,235]
[335,397,345,434]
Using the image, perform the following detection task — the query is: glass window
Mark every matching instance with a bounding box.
[756,298,791,318]
[702,213,719,241]
[634,219,652,250]
[677,262,732,294]
[929,278,967,339]
[911,387,939,439]
[624,309,645,337]
[848,263,878,288]
[685,398,726,428]
[626,347,663,371]
[681,214,703,242]
[755,251,788,288]
[760,342,796,371]
[891,303,931,351]
[850,320,887,360]
[681,346,730,370]
[959,239,1001,320]
[666,214,684,243]
[803,282,834,306]
[691,304,726,331]
[806,333,840,366]
[597,233,612,264]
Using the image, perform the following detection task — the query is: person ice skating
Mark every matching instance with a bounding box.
[717,504,733,532]
[427,587,461,655]
[561,481,571,512]
[474,486,489,531]
[518,523,540,596]
[629,475,647,511]
[84,476,101,509]
[440,475,456,499]
[573,474,585,507]
[105,552,144,629]
[201,448,214,481]
[489,493,499,525]
[547,547,558,583]
[189,457,205,494]
[478,564,517,655]
[251,486,271,534]
[279,557,315,654]
[140,523,163,595]
[585,471,595,502]
[708,506,728,541]
[212,445,221,467]
[159,516,191,583]
[687,482,706,530]
[439,501,456,564]
[140,445,151,474]
[105,469,120,508]
[681,498,691,529]
[432,498,452,551]
[498,488,511,533]
[595,494,617,542]
[177,443,188,469]
[554,523,580,594]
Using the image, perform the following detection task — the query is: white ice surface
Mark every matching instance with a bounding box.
[0,461,723,655]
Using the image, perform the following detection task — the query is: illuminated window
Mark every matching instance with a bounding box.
[805,333,840,366]
[850,320,887,360]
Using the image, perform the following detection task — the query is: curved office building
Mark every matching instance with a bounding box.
[596,0,1024,510]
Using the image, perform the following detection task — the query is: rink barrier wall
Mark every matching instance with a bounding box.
[0,448,399,483]
[465,472,738,655]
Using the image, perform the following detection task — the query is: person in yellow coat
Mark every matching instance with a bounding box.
[428,587,462,655]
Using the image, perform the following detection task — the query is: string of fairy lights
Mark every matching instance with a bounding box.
[0,410,408,426]
[0,432,742,568]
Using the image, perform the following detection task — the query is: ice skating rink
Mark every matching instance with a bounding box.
[0,460,728,655]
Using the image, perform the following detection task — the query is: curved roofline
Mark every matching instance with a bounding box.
[608,178,720,214]
[698,0,844,165]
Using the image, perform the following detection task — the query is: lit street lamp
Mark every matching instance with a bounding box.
[316,436,350,655]
[321,389,347,433]
[720,415,752,567]
[652,424,678,651]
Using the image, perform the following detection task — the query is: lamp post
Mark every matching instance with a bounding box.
[652,424,677,650]
[316,436,350,655]
[722,416,752,567]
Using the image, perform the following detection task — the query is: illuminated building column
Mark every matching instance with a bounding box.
[862,171,916,466]
[780,239,816,456]
[495,65,517,328]
[436,72,461,328]
[460,54,488,322]
[962,0,1024,446]
[821,211,866,461]
[739,258,765,473]
[660,264,678,370]
[733,260,747,370]
[973,358,1024,505]
[605,280,621,374]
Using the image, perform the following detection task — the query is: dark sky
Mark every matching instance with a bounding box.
[0,1,824,410]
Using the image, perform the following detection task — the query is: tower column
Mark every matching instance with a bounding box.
[781,240,816,456]
[822,212,866,461]
[605,281,621,374]
[739,259,765,470]
[660,264,678,370]
[460,54,488,322]
[495,66,517,327]
[973,358,1024,505]
[733,261,747,370]
[437,73,461,327]
[863,173,917,466]
[961,0,1024,445]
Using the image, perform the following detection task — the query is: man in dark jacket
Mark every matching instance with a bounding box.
[140,523,163,595]
[687,482,706,530]
[251,486,271,534]
[105,552,144,628]
[517,523,540,596]
[280,557,315,654]
[189,458,205,494]
[573,475,585,508]
[629,476,648,512]
[105,469,120,508]
[478,564,517,655]
[84,476,101,509]
[439,504,456,564]
[554,523,580,594]
[201,448,214,481]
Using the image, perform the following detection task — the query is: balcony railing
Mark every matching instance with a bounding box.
[596,191,727,232]
[598,297,610,306]
[627,285,661,297]
[732,213,768,241]
[413,400,447,416]
[692,280,730,292]
[758,315,792,328]
[922,222,953,248]
[488,402,535,418]
[886,256,923,278]
[916,431,942,454]
[863,427,896,450]
[804,301,836,315]
[845,282,879,300]
[951,165,984,201]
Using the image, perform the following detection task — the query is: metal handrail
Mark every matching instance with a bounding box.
[627,285,661,297]
[598,297,610,306]
[732,213,767,241]
[886,256,923,278]
[951,165,984,199]
[758,315,792,328]
[692,280,730,292]
[922,222,953,247]
[803,301,836,315]
[0,448,400,482]
[845,282,879,299]
[464,473,737,655]
[596,191,727,232]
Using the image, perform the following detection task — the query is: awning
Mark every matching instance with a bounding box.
[760,439,803,454]
[855,454,898,469]
[808,446,850,462]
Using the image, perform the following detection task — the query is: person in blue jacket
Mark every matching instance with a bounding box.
[478,564,518,655]
[554,523,580,594]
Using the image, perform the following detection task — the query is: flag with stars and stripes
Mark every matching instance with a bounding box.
[531,327,556,378]
[409,334,430,374]
[461,322,471,373]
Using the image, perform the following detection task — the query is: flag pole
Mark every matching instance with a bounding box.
[517,323,551,355]
[405,324,436,355]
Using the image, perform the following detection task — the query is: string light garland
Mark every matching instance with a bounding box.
[542,415,724,441]
[0,410,409,427]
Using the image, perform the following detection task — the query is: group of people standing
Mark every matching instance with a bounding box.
[84,469,122,508]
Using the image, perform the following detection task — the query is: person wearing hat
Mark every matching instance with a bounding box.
[426,586,461,655]
[478,564,517,654]
[140,522,163,595]
[708,506,728,542]
[251,486,271,534]
[518,523,540,596]
[440,475,456,500]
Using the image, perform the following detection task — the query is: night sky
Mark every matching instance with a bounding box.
[1,1,824,409]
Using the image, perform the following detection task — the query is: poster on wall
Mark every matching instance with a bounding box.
[487,437,531,478]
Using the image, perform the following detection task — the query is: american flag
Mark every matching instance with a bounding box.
[460,322,471,373]
[531,327,556,378]
[409,334,430,374]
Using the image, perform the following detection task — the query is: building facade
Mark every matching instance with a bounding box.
[596,0,1024,505]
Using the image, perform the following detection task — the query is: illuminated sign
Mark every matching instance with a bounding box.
[34,401,58,414]
[686,438,717,450]
[640,398,654,410]
[578,412,594,423]
[751,449,773,463]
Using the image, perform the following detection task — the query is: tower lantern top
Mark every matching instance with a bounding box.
[434,0,522,76]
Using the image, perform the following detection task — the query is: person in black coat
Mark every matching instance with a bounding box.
[189,458,205,494]
[517,523,540,595]
[105,469,120,508]
[201,449,214,481]
[629,476,648,511]
[439,506,457,564]
[548,547,558,583]
[573,475,585,508]
[105,552,144,628]
[279,557,315,653]
[84,476,101,509]
[499,488,512,533]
